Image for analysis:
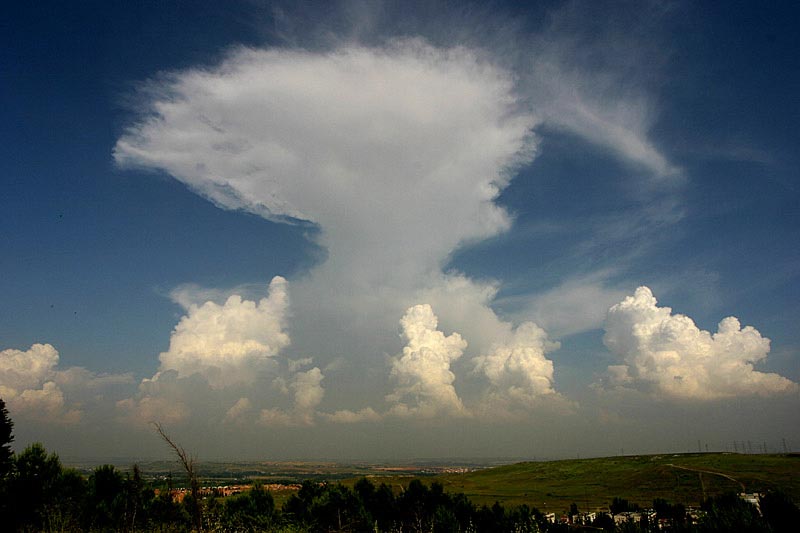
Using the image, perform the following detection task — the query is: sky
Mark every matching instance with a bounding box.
[2,0,799,462]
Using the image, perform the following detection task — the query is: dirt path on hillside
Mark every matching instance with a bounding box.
[666,463,746,492]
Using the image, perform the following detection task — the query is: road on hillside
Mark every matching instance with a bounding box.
[666,463,746,494]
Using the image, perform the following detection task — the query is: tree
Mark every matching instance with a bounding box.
[355,478,396,531]
[153,422,201,530]
[654,497,686,528]
[592,512,616,532]
[12,442,65,530]
[0,398,13,480]
[0,398,14,526]
[124,464,150,531]
[699,493,770,532]
[310,484,368,532]
[87,464,126,530]
[51,467,87,532]
[221,481,276,531]
[759,491,800,533]
[611,496,638,514]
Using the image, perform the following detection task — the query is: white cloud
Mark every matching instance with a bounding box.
[257,408,296,427]
[412,275,511,356]
[16,381,76,422]
[115,41,535,292]
[168,282,263,311]
[512,275,630,338]
[321,407,382,424]
[259,2,676,178]
[520,1,679,179]
[291,367,325,421]
[113,35,678,425]
[121,278,328,428]
[0,343,59,394]
[602,286,798,400]
[54,367,135,390]
[387,304,468,418]
[257,368,326,427]
[117,395,190,427]
[224,397,253,424]
[158,276,290,388]
[115,41,548,420]
[0,344,130,424]
[116,369,199,426]
[473,322,560,408]
[538,83,676,178]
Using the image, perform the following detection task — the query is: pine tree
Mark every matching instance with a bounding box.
[0,398,13,480]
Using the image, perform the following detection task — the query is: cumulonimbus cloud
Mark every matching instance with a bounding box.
[114,41,535,289]
[113,35,668,424]
[602,286,798,400]
[114,40,549,418]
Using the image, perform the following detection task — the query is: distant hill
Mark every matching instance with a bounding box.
[432,453,800,513]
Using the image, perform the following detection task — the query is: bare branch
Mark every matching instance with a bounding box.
[152,422,202,530]
[152,422,195,478]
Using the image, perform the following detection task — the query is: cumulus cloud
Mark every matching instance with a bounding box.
[291,367,324,409]
[158,276,290,388]
[602,286,798,400]
[224,397,253,424]
[16,381,75,422]
[117,394,190,427]
[116,369,200,426]
[387,304,468,418]
[121,279,326,428]
[473,322,560,409]
[54,367,135,390]
[256,368,326,427]
[0,343,132,424]
[321,407,382,424]
[0,343,59,394]
[257,408,296,427]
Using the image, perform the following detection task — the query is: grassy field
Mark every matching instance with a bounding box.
[425,453,800,513]
[116,453,798,513]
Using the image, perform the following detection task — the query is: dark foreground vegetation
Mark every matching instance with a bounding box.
[2,401,799,532]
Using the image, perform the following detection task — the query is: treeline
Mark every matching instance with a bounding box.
[0,445,545,532]
[1,400,799,532]
[3,443,799,532]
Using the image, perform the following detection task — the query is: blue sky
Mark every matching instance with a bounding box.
[2,1,799,460]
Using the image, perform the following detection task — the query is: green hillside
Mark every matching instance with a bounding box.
[432,453,800,513]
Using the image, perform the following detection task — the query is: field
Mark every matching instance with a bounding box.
[73,453,799,512]
[429,453,800,513]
